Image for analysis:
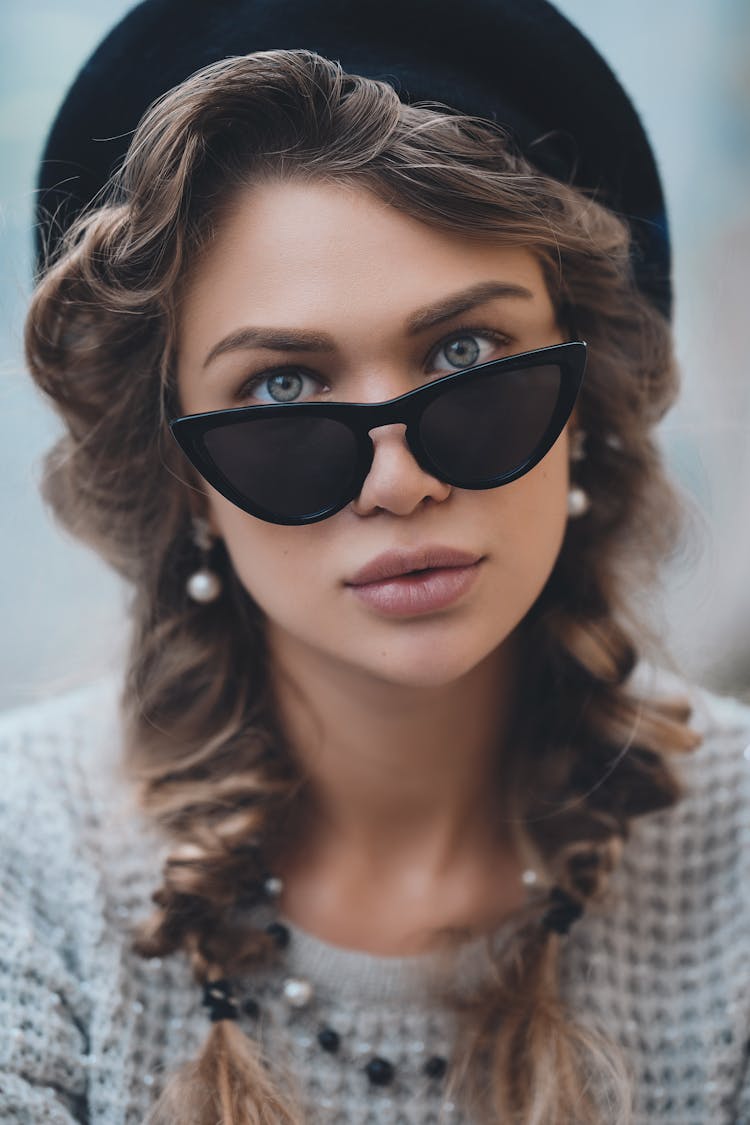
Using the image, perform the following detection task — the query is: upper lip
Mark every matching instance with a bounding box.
[346,546,483,586]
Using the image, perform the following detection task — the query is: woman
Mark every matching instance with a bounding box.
[3,2,750,1123]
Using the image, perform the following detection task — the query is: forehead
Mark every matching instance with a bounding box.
[177,179,556,353]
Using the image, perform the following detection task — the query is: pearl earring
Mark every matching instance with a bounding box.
[567,486,591,518]
[186,516,223,603]
[567,429,590,519]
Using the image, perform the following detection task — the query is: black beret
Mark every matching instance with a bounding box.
[36,0,671,317]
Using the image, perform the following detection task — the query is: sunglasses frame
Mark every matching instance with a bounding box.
[169,340,587,525]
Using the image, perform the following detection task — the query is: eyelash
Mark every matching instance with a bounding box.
[233,325,513,402]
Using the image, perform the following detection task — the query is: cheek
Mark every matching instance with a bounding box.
[205,490,328,612]
[515,455,569,543]
[486,441,570,587]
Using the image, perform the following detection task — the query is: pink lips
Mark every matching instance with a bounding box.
[345,546,484,617]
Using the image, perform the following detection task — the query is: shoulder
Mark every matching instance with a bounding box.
[570,666,750,987]
[667,676,750,901]
[0,677,128,1118]
[610,665,750,897]
[0,673,162,924]
[0,671,123,752]
[0,673,124,851]
[0,673,124,800]
[639,667,750,844]
[626,660,750,809]
[563,664,750,972]
[566,671,750,1120]
[0,679,186,1122]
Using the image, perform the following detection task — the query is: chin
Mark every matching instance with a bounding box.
[355,634,508,691]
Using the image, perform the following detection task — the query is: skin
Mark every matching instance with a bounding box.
[176,178,575,954]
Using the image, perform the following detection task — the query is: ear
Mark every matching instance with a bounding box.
[184,473,223,540]
[195,507,223,541]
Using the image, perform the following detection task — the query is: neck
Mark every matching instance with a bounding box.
[267,629,523,876]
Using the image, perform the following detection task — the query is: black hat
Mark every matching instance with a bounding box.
[35,0,671,317]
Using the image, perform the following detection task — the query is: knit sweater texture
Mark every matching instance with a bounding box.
[1,666,750,1124]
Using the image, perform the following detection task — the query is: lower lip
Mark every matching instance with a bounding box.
[347,562,482,617]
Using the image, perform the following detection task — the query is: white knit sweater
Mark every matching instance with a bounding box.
[1,668,750,1124]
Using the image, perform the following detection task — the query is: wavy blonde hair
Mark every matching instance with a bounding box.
[26,49,702,1125]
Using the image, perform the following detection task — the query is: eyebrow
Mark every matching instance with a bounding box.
[202,280,535,368]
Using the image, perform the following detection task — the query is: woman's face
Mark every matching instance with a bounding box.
[176,179,572,689]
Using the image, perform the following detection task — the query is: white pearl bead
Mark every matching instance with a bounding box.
[282,977,314,1008]
[521,868,539,887]
[186,569,222,603]
[264,875,284,897]
[567,487,590,518]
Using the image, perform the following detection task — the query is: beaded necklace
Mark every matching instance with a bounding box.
[201,869,583,1091]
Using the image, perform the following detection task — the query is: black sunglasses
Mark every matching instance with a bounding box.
[169,341,587,525]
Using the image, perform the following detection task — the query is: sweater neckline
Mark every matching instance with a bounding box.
[271,909,514,1004]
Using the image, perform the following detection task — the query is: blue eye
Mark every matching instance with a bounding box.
[262,371,304,402]
[237,368,321,404]
[441,335,481,368]
[430,329,509,373]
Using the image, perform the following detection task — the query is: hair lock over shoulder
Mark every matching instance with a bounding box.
[25,49,702,1125]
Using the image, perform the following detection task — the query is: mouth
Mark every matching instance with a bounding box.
[346,546,483,587]
[345,545,485,618]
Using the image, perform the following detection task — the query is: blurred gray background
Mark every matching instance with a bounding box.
[1,1,749,711]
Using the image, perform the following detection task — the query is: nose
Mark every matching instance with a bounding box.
[348,422,452,518]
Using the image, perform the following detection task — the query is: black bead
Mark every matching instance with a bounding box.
[266,921,291,949]
[317,1027,341,1053]
[201,979,239,1023]
[424,1055,447,1079]
[365,1056,395,1086]
[541,886,584,935]
[242,997,260,1019]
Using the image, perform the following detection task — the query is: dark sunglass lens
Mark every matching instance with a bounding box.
[202,414,359,520]
[419,363,562,482]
